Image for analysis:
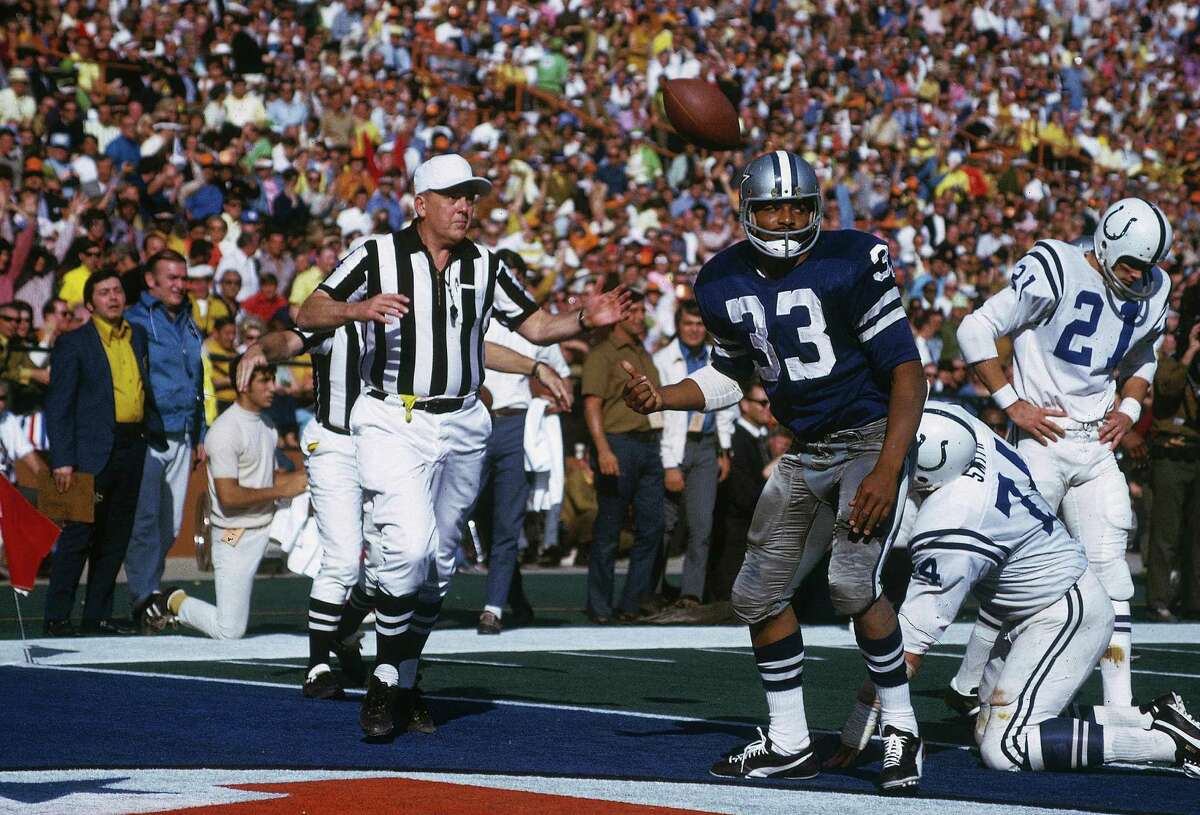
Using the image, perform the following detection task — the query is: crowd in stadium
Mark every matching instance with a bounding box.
[0,0,1199,636]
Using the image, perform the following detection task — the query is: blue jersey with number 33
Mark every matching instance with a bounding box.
[693,230,920,443]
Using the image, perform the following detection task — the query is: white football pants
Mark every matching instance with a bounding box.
[350,393,490,598]
[976,568,1113,771]
[177,524,272,640]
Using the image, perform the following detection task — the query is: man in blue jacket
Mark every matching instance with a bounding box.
[44,269,151,635]
[122,250,206,633]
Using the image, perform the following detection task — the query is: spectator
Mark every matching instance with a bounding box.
[187,264,231,335]
[653,301,735,607]
[581,291,664,623]
[214,270,243,324]
[241,272,287,324]
[57,239,102,310]
[43,269,143,637]
[709,381,772,603]
[166,360,307,639]
[1146,324,1200,622]
[123,250,206,634]
[205,317,239,414]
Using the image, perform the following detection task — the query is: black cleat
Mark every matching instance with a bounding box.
[1146,692,1200,776]
[135,592,170,634]
[303,667,344,700]
[332,633,367,687]
[359,676,400,737]
[405,687,437,734]
[878,725,923,794]
[477,611,502,635]
[709,728,820,780]
[944,683,980,718]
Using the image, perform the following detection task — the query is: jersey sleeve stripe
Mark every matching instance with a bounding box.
[858,306,905,342]
[857,288,901,330]
[290,326,333,352]
[910,540,1004,567]
[495,267,539,326]
[712,336,749,358]
[321,244,370,301]
[1032,242,1066,300]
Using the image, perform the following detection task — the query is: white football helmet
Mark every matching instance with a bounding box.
[912,405,980,493]
[1092,197,1172,301]
[738,150,822,259]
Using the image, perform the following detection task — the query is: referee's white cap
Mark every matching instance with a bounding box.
[413,154,492,196]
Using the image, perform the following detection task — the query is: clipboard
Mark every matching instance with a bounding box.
[37,471,96,523]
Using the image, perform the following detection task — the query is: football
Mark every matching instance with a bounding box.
[662,79,742,150]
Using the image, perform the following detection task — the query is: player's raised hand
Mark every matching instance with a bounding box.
[1006,400,1067,446]
[352,293,410,325]
[236,342,269,392]
[580,280,632,329]
[621,360,663,414]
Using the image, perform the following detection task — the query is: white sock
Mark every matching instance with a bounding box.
[955,614,1001,693]
[397,657,419,689]
[373,664,399,686]
[1104,726,1177,763]
[1088,704,1152,729]
[1101,600,1133,706]
[484,604,503,618]
[878,684,919,735]
[764,686,811,755]
[306,663,331,681]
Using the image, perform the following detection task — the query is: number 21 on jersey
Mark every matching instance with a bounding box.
[725,289,836,383]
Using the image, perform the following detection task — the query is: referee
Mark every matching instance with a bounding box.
[238,326,571,714]
[297,153,629,737]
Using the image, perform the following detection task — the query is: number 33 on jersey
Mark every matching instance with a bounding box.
[694,230,921,444]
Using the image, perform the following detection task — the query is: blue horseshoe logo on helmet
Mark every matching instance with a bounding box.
[1102,206,1136,241]
[915,434,949,471]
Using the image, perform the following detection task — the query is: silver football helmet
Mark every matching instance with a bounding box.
[912,405,981,493]
[1092,197,1172,301]
[739,150,822,259]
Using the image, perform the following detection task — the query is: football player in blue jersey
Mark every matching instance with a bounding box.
[622,151,926,792]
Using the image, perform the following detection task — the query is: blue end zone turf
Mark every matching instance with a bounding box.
[4,666,1198,814]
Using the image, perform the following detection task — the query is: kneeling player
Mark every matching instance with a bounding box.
[833,404,1200,776]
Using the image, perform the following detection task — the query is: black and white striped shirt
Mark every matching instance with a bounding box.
[318,224,539,398]
[290,324,362,435]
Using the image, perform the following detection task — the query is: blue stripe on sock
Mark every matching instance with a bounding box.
[855,626,907,688]
[754,630,804,692]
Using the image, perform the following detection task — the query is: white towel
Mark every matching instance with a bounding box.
[269,492,322,578]
[524,398,564,511]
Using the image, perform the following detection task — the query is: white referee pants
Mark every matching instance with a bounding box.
[177,524,272,640]
[350,393,491,598]
[1016,429,1133,601]
[975,568,1113,771]
[301,421,373,606]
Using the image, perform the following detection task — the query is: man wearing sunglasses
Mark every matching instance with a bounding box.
[954,197,1174,713]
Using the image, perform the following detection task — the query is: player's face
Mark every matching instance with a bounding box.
[1112,258,1151,290]
[749,198,816,234]
[244,368,276,410]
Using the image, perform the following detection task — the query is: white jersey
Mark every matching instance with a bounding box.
[900,405,1088,656]
[964,239,1168,422]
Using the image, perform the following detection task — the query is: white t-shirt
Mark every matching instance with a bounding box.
[0,411,32,481]
[204,403,278,528]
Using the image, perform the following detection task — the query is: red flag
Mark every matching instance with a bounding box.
[0,476,61,593]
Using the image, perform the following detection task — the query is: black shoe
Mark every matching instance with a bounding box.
[134,591,170,634]
[1146,691,1200,774]
[878,725,923,793]
[508,603,534,629]
[303,667,344,700]
[709,729,820,779]
[359,676,400,737]
[405,687,437,734]
[80,618,138,636]
[477,611,502,635]
[332,633,367,687]
[42,619,76,637]
[943,683,980,718]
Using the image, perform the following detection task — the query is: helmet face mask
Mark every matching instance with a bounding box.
[739,151,823,260]
[1092,197,1173,302]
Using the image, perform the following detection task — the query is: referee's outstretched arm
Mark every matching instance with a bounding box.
[516,279,633,345]
[297,289,410,331]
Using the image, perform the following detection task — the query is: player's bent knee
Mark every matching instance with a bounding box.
[213,622,248,641]
[827,579,874,617]
[730,587,778,626]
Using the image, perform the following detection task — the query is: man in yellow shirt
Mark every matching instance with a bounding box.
[44,268,150,636]
[58,240,103,309]
[187,264,231,335]
[288,245,337,320]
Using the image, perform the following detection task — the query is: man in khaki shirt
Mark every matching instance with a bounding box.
[581,293,664,622]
